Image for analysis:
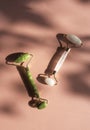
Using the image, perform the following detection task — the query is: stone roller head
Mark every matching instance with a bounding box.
[56,33,83,48]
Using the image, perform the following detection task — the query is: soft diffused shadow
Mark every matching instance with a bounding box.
[81,35,90,41]
[66,63,90,97]
[0,30,42,44]
[0,0,52,28]
[78,0,90,3]
[0,102,20,116]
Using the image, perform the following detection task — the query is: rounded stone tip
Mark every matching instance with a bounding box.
[66,34,82,47]
[45,77,56,86]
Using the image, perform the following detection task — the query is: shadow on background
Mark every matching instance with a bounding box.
[77,0,90,3]
[0,0,52,28]
[63,34,90,98]
[0,30,41,55]
[65,62,90,97]
[0,0,54,52]
[0,102,20,116]
[81,35,90,41]
[0,30,43,45]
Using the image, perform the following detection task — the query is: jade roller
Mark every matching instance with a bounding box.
[6,52,48,109]
[44,34,83,86]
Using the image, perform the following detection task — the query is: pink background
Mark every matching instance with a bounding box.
[0,0,90,130]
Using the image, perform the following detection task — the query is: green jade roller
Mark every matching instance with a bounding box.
[6,52,48,109]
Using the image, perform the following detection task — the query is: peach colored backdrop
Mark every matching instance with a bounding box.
[0,0,90,130]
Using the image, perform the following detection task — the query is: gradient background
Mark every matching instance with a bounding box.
[0,0,90,130]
